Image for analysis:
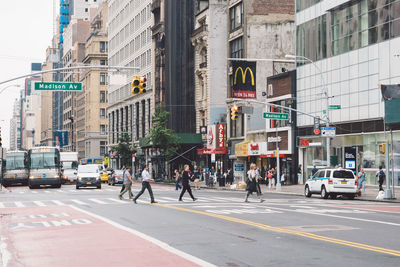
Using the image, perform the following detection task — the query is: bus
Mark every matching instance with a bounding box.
[28,147,62,189]
[2,151,29,186]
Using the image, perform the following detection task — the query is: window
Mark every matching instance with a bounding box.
[100,141,106,156]
[85,8,88,12]
[100,73,107,85]
[100,125,106,135]
[100,91,106,103]
[100,59,107,65]
[100,108,105,119]
[296,0,321,12]
[230,3,243,32]
[100,41,108,52]
[230,37,243,58]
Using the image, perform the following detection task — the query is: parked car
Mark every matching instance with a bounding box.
[108,169,124,186]
[76,164,102,189]
[305,168,357,199]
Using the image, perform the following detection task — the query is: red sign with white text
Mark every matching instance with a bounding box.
[217,123,225,148]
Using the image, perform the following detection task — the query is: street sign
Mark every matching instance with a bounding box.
[35,82,82,91]
[263,112,289,120]
[329,105,341,110]
[321,127,336,137]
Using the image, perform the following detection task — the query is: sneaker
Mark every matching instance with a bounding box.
[118,195,123,200]
[193,198,197,201]
[151,201,158,204]
[260,199,265,203]
[133,199,137,204]
[179,199,183,202]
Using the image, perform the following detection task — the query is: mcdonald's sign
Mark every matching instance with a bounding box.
[232,60,256,99]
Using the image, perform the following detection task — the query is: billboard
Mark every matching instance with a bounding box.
[53,131,68,147]
[231,60,256,99]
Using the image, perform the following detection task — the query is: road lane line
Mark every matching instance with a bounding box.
[70,199,87,205]
[14,202,25,207]
[154,203,400,257]
[89,198,108,204]
[107,198,129,204]
[44,190,51,194]
[0,202,5,208]
[69,205,216,266]
[30,191,38,194]
[268,206,400,227]
[33,201,46,207]
[52,200,65,206]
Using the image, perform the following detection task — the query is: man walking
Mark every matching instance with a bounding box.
[119,167,134,200]
[133,165,157,204]
[312,165,318,176]
[376,166,385,191]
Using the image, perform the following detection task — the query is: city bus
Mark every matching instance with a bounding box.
[2,151,29,186]
[28,147,62,189]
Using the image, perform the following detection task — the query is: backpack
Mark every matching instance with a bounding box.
[378,170,385,183]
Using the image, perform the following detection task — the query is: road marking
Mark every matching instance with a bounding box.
[0,202,5,208]
[33,201,46,207]
[19,191,24,194]
[14,202,25,207]
[70,199,87,205]
[30,191,38,194]
[44,190,51,194]
[107,198,129,204]
[89,198,107,204]
[154,203,400,257]
[56,190,63,193]
[159,197,178,202]
[69,205,216,266]
[52,200,65,206]
[268,206,400,227]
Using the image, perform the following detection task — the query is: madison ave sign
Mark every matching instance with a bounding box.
[35,82,82,91]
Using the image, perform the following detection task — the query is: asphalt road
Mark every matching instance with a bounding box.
[1,182,400,267]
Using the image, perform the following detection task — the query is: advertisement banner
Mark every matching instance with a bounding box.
[232,60,256,99]
[217,123,226,148]
[53,131,68,147]
[207,125,216,149]
[248,142,267,156]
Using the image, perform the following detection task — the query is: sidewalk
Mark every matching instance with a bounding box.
[195,181,400,203]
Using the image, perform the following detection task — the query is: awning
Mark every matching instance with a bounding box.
[140,133,202,148]
[235,140,252,157]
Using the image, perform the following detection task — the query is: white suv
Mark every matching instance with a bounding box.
[305,168,357,199]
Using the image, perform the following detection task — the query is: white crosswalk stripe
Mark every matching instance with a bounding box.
[52,200,65,206]
[89,198,107,204]
[0,202,5,208]
[107,198,129,204]
[33,201,46,207]
[70,199,87,205]
[15,201,25,207]
[44,190,52,194]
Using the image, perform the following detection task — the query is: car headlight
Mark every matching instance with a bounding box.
[29,176,35,179]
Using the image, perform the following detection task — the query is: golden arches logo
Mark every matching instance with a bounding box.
[234,67,255,86]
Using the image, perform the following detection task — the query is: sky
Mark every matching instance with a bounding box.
[0,0,54,149]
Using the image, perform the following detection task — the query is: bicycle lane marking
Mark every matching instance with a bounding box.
[1,205,215,267]
[153,203,400,257]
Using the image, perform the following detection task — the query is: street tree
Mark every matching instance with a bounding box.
[111,133,136,168]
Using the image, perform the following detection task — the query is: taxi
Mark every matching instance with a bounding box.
[305,168,357,199]
[100,169,109,182]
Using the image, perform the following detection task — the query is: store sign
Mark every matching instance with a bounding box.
[344,146,357,172]
[207,125,216,149]
[267,136,282,143]
[197,148,227,155]
[248,142,267,156]
[231,60,256,99]
[298,138,322,147]
[235,141,250,157]
[217,123,225,148]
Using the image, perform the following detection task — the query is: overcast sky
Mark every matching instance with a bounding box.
[0,0,54,149]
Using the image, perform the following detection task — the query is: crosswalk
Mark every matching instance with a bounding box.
[5,187,170,195]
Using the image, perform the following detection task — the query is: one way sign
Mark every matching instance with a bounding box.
[321,127,336,137]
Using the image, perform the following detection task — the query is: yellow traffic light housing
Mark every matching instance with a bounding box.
[139,76,147,94]
[379,144,386,154]
[231,105,239,120]
[131,76,140,94]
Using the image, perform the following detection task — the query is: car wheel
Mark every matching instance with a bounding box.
[321,186,329,199]
[305,185,312,198]
[330,193,337,199]
[76,185,80,189]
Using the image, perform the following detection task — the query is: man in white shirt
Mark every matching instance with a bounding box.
[133,165,157,204]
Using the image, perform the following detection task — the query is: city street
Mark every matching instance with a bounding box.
[1,183,400,266]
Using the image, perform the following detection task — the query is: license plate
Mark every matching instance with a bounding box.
[86,182,92,184]
[341,181,347,184]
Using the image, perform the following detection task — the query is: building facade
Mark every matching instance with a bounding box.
[107,0,153,168]
[77,2,108,159]
[9,98,21,150]
[226,0,296,180]
[295,0,400,185]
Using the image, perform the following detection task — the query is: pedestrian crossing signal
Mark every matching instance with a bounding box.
[231,105,239,120]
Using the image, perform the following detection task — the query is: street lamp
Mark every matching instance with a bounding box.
[285,54,331,167]
[0,84,22,95]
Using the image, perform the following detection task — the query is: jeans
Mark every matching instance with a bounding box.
[358,178,365,193]
[175,180,182,190]
[134,181,155,202]
[119,184,132,198]
[297,173,302,184]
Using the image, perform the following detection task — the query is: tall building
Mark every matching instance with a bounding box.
[295,0,400,185]
[226,0,295,181]
[107,0,153,167]
[9,98,21,150]
[77,2,108,159]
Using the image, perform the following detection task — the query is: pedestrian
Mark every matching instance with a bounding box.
[118,167,134,200]
[312,165,318,176]
[120,166,126,194]
[245,163,263,203]
[267,169,274,189]
[357,168,366,194]
[133,165,157,204]
[174,169,182,190]
[256,167,262,195]
[179,164,197,202]
[272,167,278,186]
[193,165,200,190]
[205,168,209,186]
[210,166,215,187]
[298,164,302,184]
[227,168,234,185]
[376,166,385,191]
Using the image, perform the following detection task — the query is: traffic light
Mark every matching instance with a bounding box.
[131,76,140,95]
[379,144,386,154]
[231,105,239,120]
[139,76,147,94]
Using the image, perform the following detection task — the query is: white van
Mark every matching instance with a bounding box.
[305,168,357,199]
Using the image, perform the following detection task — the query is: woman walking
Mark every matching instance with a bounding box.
[245,163,263,203]
[174,169,182,190]
[179,165,197,201]
[357,168,366,194]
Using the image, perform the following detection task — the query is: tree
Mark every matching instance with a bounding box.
[146,103,180,160]
[111,133,136,168]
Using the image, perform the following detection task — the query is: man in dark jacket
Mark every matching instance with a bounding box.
[179,164,197,201]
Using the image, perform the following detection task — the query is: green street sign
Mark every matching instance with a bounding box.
[263,112,289,120]
[329,105,341,110]
[34,82,82,91]
[323,110,327,114]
